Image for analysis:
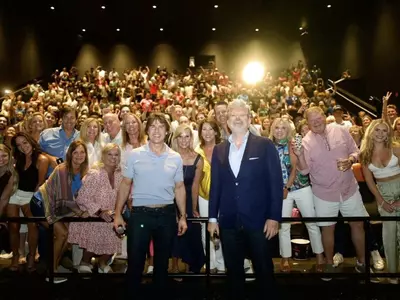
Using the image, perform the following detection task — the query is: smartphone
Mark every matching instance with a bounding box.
[294,134,302,151]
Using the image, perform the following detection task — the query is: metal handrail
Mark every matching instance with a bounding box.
[0,80,43,101]
[1,215,400,286]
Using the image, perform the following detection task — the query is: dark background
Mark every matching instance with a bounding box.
[0,0,399,99]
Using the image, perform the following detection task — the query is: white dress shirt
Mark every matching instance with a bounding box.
[209,131,250,223]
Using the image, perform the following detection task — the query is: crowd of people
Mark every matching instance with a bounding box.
[0,62,399,298]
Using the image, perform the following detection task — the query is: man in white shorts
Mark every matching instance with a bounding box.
[293,107,368,274]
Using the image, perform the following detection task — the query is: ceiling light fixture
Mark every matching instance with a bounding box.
[153,5,157,9]
[214,5,219,8]
[327,4,331,8]
[255,28,259,32]
[212,28,216,31]
[116,28,120,32]
[160,28,164,31]
[50,6,55,10]
[82,29,86,32]
[299,27,303,30]
[101,6,106,9]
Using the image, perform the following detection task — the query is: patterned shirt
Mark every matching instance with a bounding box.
[275,140,310,192]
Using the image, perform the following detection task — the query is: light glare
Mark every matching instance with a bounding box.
[50,6,55,10]
[4,89,11,94]
[214,5,219,8]
[327,4,331,8]
[255,28,259,32]
[101,6,106,9]
[212,28,216,31]
[153,5,157,9]
[116,28,120,32]
[242,62,265,84]
[82,29,86,32]
[160,28,164,31]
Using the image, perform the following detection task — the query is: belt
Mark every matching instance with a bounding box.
[132,204,174,213]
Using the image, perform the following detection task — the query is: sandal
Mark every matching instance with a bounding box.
[78,264,93,273]
[315,264,324,273]
[280,259,291,273]
[98,265,113,273]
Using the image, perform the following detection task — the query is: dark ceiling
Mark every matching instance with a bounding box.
[1,0,379,43]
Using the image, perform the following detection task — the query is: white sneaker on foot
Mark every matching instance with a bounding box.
[245,266,255,282]
[333,253,344,268]
[370,250,384,271]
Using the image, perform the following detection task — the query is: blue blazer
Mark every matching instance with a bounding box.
[209,133,283,230]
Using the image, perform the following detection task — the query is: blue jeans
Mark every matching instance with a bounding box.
[126,205,176,299]
[30,196,48,265]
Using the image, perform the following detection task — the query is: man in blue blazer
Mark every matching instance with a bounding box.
[208,99,283,300]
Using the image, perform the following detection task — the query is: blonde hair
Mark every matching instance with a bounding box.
[269,118,294,141]
[359,119,393,166]
[305,106,325,121]
[392,117,400,132]
[27,112,48,132]
[0,144,18,194]
[172,124,194,152]
[92,143,121,170]
[121,113,146,149]
[79,118,102,144]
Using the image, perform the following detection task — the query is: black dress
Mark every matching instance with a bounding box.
[172,155,205,272]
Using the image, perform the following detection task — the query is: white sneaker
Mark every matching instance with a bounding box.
[245,266,255,282]
[370,250,384,271]
[0,252,13,259]
[45,277,68,284]
[146,265,154,274]
[333,253,344,268]
[57,265,72,273]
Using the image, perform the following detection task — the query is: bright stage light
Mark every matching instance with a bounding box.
[242,62,265,84]
[4,89,11,94]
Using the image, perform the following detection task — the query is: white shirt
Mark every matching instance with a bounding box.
[102,129,123,146]
[86,141,103,168]
[209,131,249,223]
[228,131,250,177]
[333,120,353,129]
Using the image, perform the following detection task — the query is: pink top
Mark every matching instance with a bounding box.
[300,124,359,202]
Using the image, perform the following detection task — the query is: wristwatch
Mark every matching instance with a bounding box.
[284,186,291,192]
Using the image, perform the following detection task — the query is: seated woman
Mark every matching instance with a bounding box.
[68,143,123,273]
[30,140,89,283]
